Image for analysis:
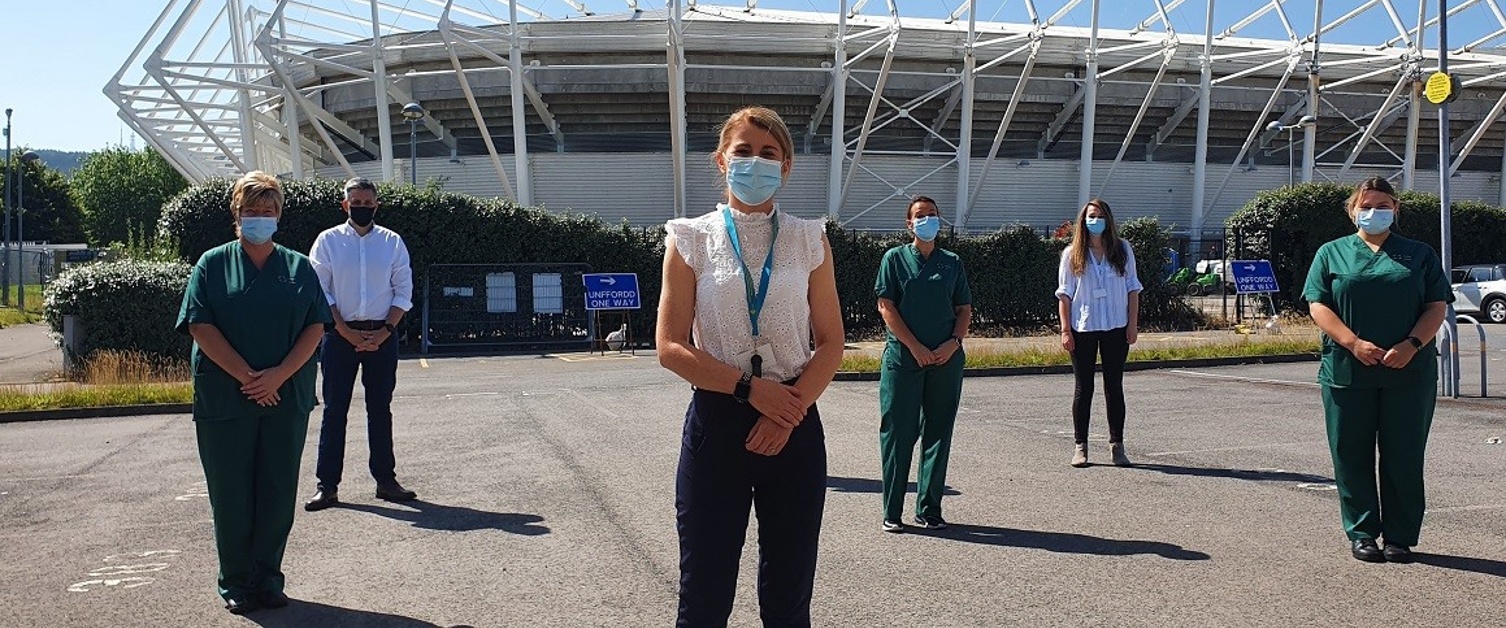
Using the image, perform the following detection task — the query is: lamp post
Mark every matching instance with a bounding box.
[16,151,37,314]
[2,108,11,307]
[1265,115,1318,187]
[401,103,425,186]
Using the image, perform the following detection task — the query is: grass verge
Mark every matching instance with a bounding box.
[0,284,46,328]
[840,337,1321,373]
[0,382,192,412]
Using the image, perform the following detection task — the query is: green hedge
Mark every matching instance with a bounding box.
[42,260,193,363]
[140,178,1199,354]
[1226,183,1506,312]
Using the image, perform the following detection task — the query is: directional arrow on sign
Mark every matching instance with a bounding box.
[1243,265,1256,271]
[602,277,616,285]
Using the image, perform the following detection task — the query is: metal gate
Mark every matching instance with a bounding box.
[420,263,593,353]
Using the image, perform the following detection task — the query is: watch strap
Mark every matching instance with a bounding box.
[1405,335,1423,349]
[733,372,753,404]
[383,323,396,333]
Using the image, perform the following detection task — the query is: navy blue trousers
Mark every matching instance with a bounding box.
[676,389,827,628]
[315,331,398,490]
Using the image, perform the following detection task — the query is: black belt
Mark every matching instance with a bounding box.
[345,320,386,331]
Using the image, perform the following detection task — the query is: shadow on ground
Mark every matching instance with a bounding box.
[337,499,550,535]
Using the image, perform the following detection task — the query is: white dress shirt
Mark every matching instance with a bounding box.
[1055,240,1143,333]
[309,222,414,321]
[665,204,828,383]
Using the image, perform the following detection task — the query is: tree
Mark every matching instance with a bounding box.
[71,147,188,246]
[1,152,86,244]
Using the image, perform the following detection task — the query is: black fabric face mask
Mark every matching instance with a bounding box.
[349,206,376,227]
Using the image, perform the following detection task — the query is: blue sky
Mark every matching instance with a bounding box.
[0,1,1495,153]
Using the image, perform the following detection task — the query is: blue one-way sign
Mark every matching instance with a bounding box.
[1230,260,1279,294]
[583,273,641,310]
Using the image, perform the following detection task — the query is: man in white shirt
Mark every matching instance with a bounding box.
[304,178,416,511]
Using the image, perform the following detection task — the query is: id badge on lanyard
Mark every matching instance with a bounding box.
[1090,252,1110,300]
[723,207,780,378]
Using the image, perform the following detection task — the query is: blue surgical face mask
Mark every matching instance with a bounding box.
[725,156,784,206]
[1085,216,1107,235]
[239,216,279,244]
[912,215,940,242]
[1355,208,1394,235]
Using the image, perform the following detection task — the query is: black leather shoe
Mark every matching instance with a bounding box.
[1351,538,1385,563]
[257,590,289,608]
[224,595,259,615]
[1383,543,1415,563]
[375,481,417,502]
[304,487,339,512]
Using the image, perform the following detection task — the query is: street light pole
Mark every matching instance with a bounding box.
[17,151,36,314]
[1265,116,1317,188]
[401,103,425,187]
[2,108,11,307]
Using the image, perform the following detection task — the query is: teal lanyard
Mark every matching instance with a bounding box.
[722,206,780,337]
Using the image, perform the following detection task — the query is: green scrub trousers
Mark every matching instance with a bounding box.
[1303,233,1452,546]
[875,244,972,521]
[177,241,332,599]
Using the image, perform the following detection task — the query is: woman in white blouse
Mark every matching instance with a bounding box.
[656,106,844,627]
[1055,198,1143,468]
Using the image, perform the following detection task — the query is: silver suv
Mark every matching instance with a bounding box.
[1451,264,1506,324]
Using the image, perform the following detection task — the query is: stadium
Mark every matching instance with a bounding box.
[111,0,1506,237]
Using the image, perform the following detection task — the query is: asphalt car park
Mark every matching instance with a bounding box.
[2,347,1503,627]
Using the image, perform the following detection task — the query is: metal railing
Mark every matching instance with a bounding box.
[1437,315,1489,398]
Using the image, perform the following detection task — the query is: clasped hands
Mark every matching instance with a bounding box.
[1346,337,1418,369]
[745,378,806,458]
[906,337,961,367]
[239,366,290,407]
[340,324,390,352]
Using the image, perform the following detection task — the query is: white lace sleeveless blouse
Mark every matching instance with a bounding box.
[665,204,827,383]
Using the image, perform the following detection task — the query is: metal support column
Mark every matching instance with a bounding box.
[1077,0,1101,208]
[371,0,395,182]
[279,13,302,178]
[1302,0,1324,183]
[1437,0,1460,397]
[510,1,533,205]
[227,0,258,172]
[827,5,849,218]
[1191,0,1215,246]
[666,0,688,217]
[956,2,976,229]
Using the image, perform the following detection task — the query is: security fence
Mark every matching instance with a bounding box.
[420,263,594,353]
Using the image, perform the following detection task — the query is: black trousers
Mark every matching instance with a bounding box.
[315,330,399,490]
[676,389,826,628]
[1069,327,1130,444]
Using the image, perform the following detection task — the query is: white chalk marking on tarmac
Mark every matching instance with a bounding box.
[1166,369,1319,388]
[444,392,500,399]
[104,550,179,563]
[1144,441,1317,457]
[67,577,154,593]
[420,358,429,368]
[1296,483,1338,491]
[1425,503,1506,514]
[87,563,171,577]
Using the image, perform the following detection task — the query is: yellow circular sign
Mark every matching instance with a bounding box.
[1425,71,1458,105]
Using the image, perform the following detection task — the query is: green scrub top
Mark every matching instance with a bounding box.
[176,242,333,421]
[875,244,973,365]
[1302,233,1453,389]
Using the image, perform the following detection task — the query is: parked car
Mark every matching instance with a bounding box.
[1451,264,1506,324]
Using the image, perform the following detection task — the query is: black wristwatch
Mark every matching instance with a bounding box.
[1405,335,1423,349]
[733,372,753,404]
[383,323,396,333]
[951,335,964,347]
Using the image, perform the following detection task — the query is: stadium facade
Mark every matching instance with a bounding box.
[111,1,1506,235]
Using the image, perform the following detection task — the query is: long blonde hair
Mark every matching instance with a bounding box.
[1068,198,1128,277]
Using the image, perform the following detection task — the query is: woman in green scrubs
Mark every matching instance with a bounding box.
[176,171,331,613]
[875,196,973,533]
[1302,176,1451,564]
